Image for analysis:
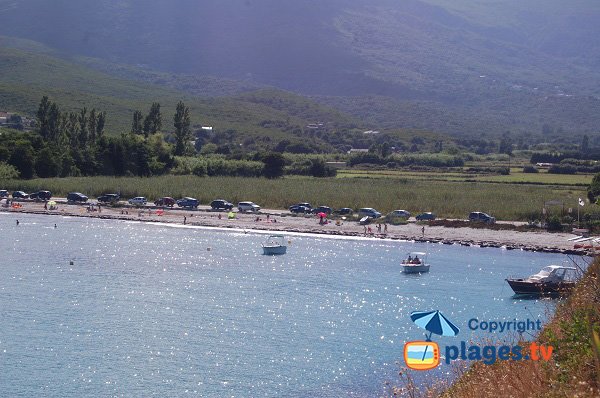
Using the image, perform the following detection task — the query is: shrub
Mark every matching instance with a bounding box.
[523,166,539,173]
[546,216,563,231]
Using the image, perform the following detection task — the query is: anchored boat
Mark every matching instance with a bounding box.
[506,265,577,296]
[262,235,287,255]
[402,252,430,274]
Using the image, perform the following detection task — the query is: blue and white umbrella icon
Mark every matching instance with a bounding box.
[410,310,460,360]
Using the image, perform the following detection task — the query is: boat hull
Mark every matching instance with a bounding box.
[262,245,287,255]
[402,264,430,274]
[505,279,575,296]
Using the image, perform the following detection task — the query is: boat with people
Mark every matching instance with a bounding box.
[262,234,287,255]
[402,252,430,273]
[505,265,578,296]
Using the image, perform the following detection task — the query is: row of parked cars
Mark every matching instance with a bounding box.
[287,202,438,221]
[1,190,53,201]
[1,189,496,223]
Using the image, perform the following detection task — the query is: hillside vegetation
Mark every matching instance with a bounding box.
[1,1,599,137]
[0,45,360,138]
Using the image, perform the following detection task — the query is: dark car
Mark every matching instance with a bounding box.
[469,211,496,224]
[289,202,312,211]
[67,192,88,203]
[0,190,8,198]
[177,197,199,208]
[210,199,233,210]
[416,212,436,221]
[97,193,120,204]
[312,206,333,215]
[12,191,29,199]
[289,205,311,214]
[29,190,52,201]
[335,207,353,215]
[155,197,176,207]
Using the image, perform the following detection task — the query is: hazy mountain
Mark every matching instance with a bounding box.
[1,0,600,135]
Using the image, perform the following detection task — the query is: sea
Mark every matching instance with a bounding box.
[0,213,584,397]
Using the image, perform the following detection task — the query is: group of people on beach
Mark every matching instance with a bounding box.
[363,223,388,236]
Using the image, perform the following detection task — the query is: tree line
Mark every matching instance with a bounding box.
[0,96,336,180]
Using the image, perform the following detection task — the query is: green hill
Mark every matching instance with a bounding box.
[0,45,362,142]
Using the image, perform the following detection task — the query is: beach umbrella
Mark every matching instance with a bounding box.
[317,212,327,218]
[410,310,460,360]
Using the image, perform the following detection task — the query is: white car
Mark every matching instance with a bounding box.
[128,196,147,206]
[389,209,411,218]
[238,201,260,212]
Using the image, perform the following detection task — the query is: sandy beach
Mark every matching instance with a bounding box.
[1,200,589,255]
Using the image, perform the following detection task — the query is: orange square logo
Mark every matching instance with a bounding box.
[404,341,440,370]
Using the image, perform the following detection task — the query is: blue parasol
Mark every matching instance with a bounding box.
[410,310,460,360]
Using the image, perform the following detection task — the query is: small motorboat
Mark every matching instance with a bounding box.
[262,234,287,255]
[506,265,577,296]
[402,252,430,274]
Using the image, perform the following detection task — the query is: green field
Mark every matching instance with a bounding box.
[336,169,592,186]
[1,176,588,221]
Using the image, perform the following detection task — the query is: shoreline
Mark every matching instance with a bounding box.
[1,202,590,256]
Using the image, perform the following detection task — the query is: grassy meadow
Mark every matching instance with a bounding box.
[1,175,588,221]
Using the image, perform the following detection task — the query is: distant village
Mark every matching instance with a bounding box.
[0,111,35,131]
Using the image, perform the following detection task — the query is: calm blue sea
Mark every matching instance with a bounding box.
[0,213,581,397]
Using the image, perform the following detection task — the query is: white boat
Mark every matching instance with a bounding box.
[402,252,430,273]
[262,235,287,255]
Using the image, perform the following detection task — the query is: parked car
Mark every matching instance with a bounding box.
[289,205,311,214]
[177,197,199,208]
[29,190,52,201]
[128,196,147,206]
[155,197,176,207]
[416,212,436,221]
[311,206,332,215]
[67,192,88,203]
[469,211,496,224]
[335,207,354,216]
[12,191,29,199]
[289,202,312,211]
[388,209,411,219]
[97,193,120,204]
[358,208,382,218]
[238,201,260,212]
[0,190,8,198]
[210,199,234,210]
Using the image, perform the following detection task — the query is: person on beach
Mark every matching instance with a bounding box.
[422,226,425,237]
[384,223,388,233]
[363,225,367,235]
[367,226,373,234]
[44,202,47,210]
[184,216,187,225]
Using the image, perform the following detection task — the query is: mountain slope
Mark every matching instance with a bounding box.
[0,45,361,140]
[1,1,600,136]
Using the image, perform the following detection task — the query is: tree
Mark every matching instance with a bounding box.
[587,172,600,202]
[498,132,513,155]
[36,96,51,140]
[78,107,89,147]
[35,146,61,178]
[581,134,590,154]
[9,142,36,179]
[88,108,98,143]
[131,110,143,135]
[143,102,162,137]
[96,111,106,139]
[262,152,285,178]
[173,101,191,156]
